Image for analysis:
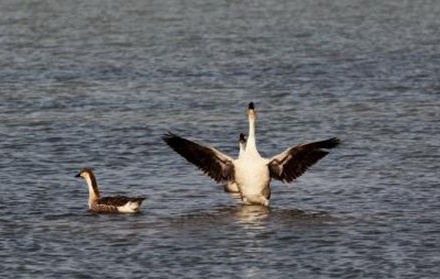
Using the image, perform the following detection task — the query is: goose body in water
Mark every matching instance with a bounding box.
[75,168,145,213]
[163,102,340,206]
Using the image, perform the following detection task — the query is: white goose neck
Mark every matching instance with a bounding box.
[247,113,260,157]
[238,142,246,158]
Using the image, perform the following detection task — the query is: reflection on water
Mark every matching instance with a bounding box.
[235,205,270,224]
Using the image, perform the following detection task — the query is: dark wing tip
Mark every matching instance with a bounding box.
[162,131,179,144]
[318,137,341,149]
[162,131,172,139]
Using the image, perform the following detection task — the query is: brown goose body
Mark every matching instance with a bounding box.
[75,168,145,213]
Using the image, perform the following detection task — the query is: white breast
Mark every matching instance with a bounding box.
[234,155,270,197]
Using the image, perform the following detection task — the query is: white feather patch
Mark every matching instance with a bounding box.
[117,201,141,213]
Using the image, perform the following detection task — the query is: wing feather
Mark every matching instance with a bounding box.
[98,196,145,207]
[269,137,340,183]
[162,132,234,183]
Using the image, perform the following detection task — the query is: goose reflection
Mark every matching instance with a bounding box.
[234,205,270,224]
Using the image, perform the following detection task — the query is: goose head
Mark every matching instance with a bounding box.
[75,167,94,179]
[239,132,247,145]
[75,167,100,198]
[238,132,247,157]
[248,102,256,119]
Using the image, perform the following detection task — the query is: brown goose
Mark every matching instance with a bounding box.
[75,168,145,213]
[163,102,340,206]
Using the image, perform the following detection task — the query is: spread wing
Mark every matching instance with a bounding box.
[98,196,145,207]
[268,137,340,183]
[162,132,234,183]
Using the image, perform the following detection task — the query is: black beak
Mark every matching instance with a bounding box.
[75,173,81,178]
[248,102,255,110]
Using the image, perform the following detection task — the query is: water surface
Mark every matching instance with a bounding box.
[0,1,439,278]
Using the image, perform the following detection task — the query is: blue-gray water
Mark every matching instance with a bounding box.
[1,1,439,278]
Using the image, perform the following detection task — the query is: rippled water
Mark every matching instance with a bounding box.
[1,0,439,278]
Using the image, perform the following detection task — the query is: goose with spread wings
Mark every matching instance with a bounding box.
[163,102,340,206]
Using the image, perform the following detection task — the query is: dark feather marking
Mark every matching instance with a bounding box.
[269,138,340,183]
[97,196,146,207]
[162,132,234,183]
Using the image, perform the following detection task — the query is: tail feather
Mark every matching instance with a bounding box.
[132,197,146,204]
[122,198,145,213]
